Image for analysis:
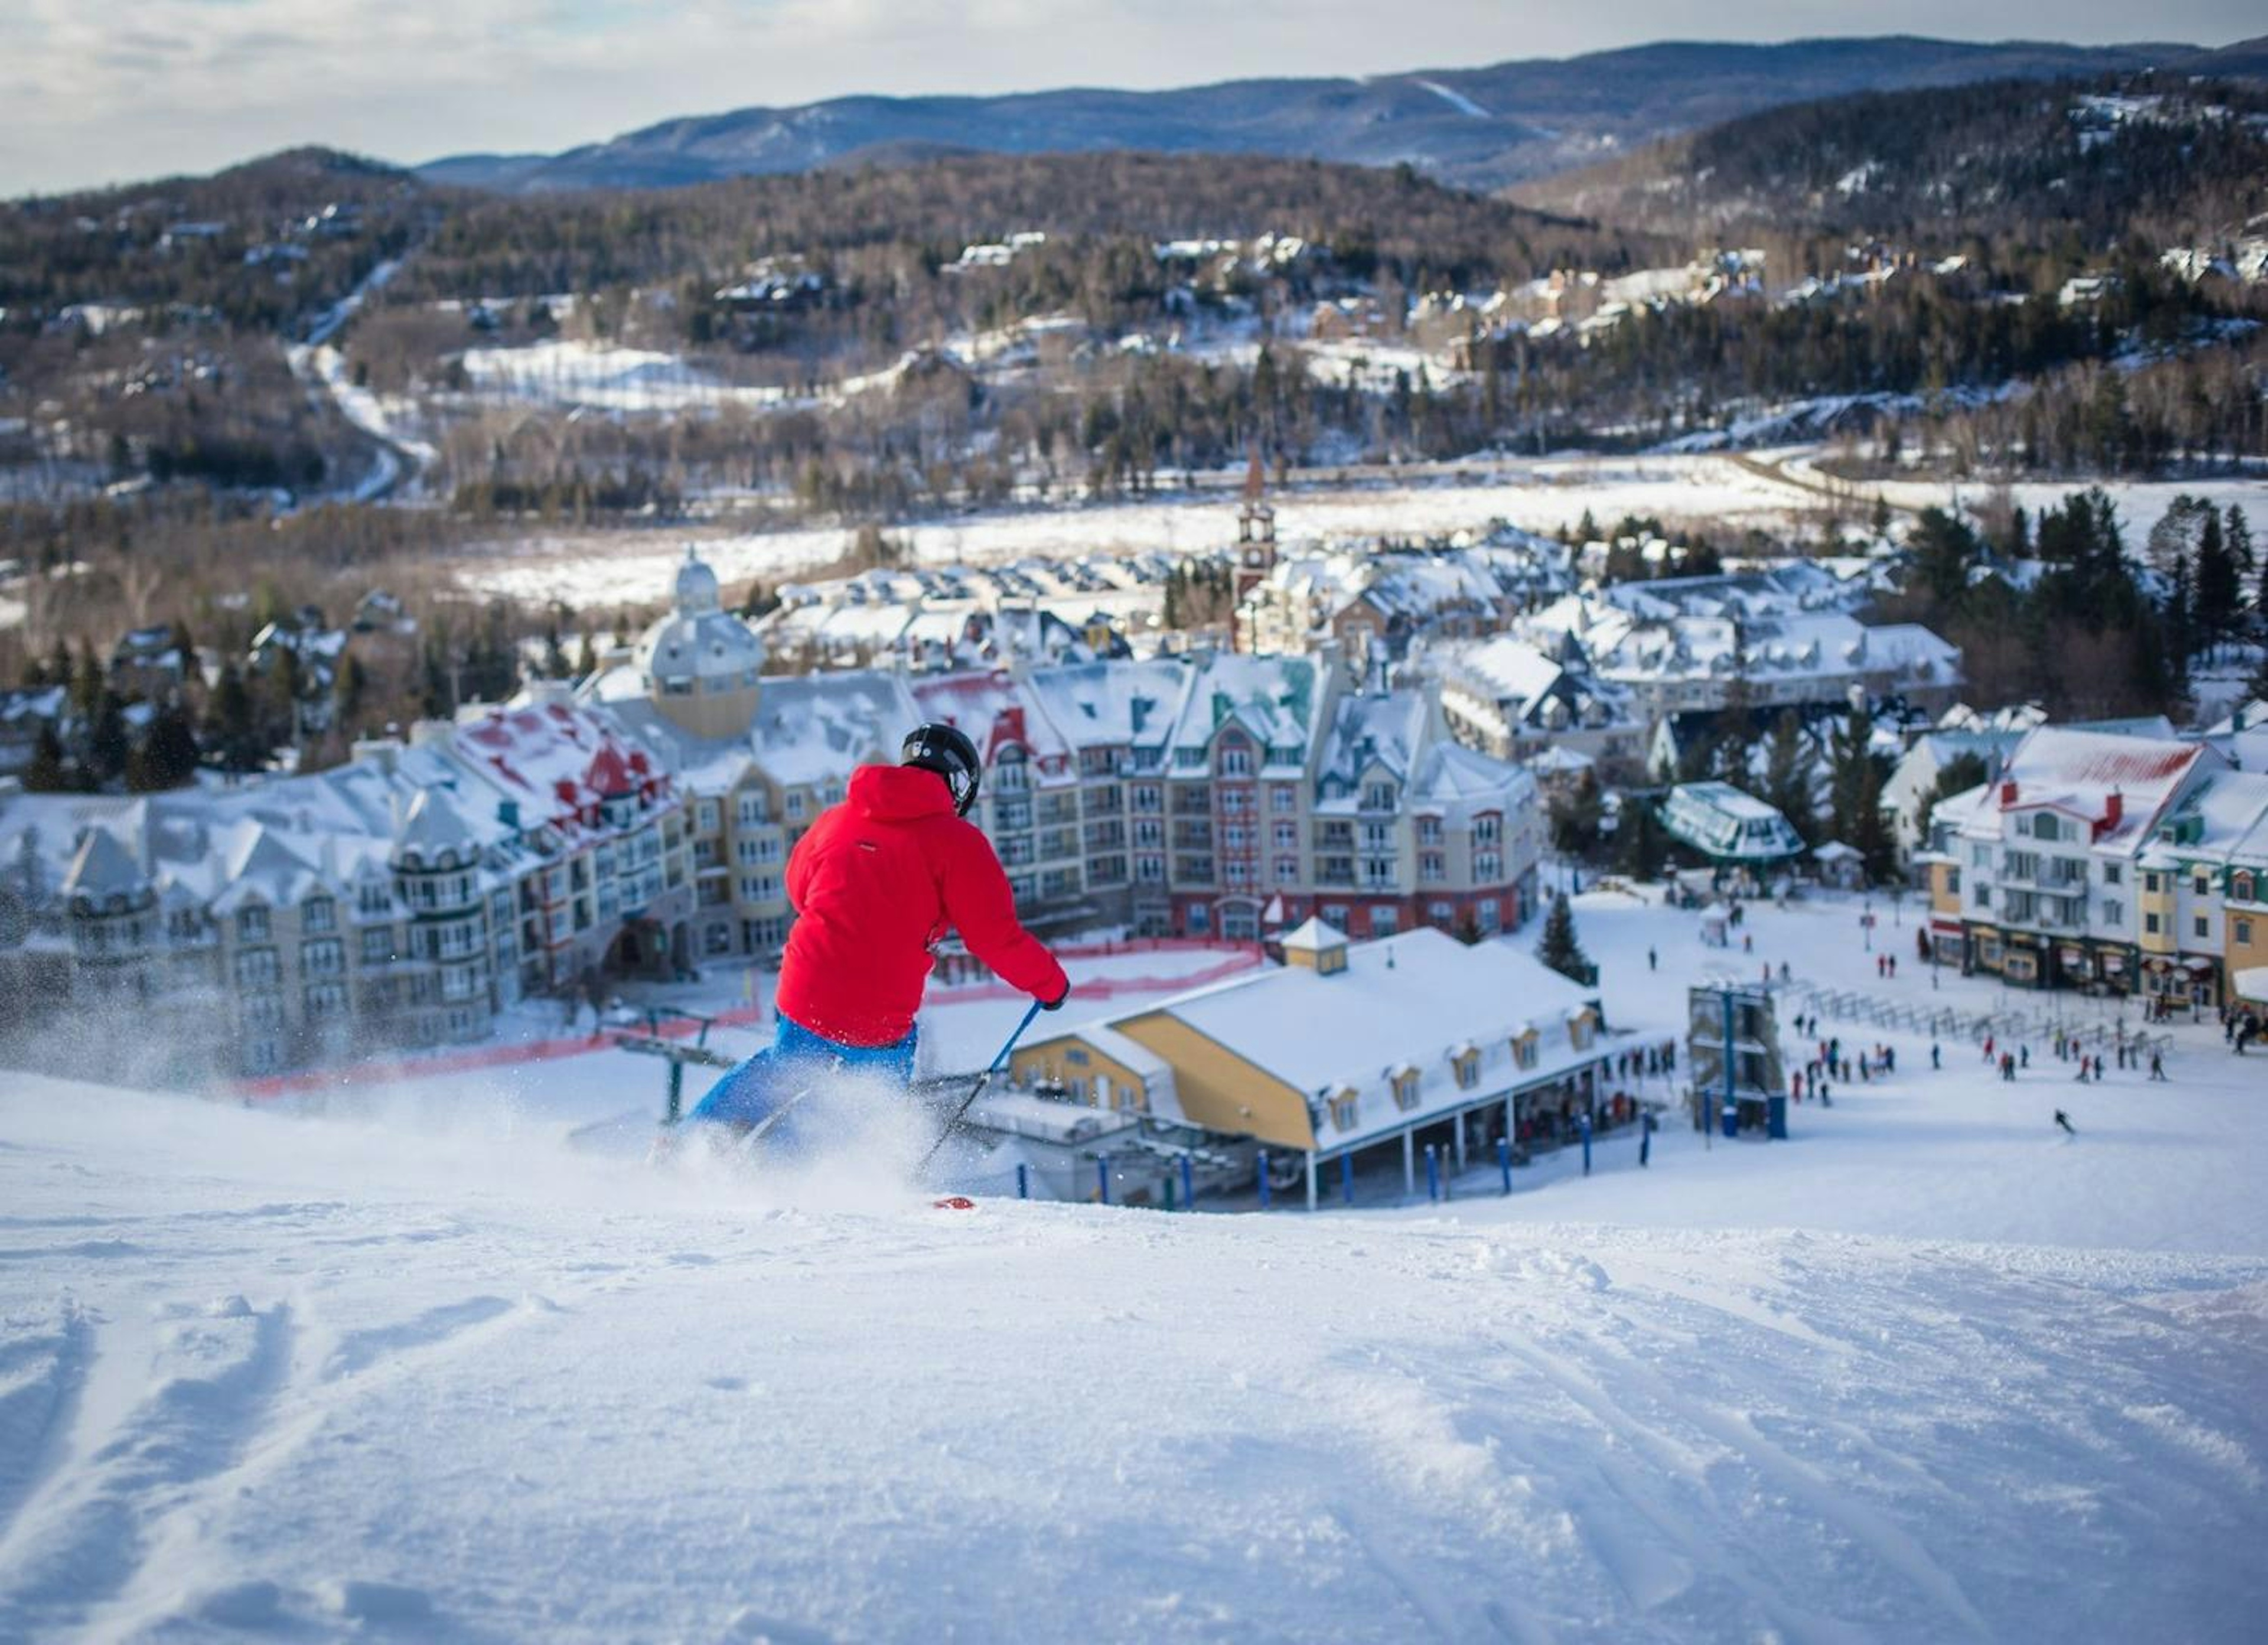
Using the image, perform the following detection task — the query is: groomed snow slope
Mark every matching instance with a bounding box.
[2,1073,2263,1643]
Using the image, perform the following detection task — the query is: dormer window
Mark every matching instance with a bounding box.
[1451,1047,1480,1090]
[1329,1088,1360,1131]
[1392,1067,1422,1110]
[236,905,269,942]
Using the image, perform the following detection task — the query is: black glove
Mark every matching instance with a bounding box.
[1042,987,1070,1012]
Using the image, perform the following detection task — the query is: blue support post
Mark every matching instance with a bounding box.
[1339,1152,1354,1206]
[1016,1162,1029,1200]
[1180,1154,1195,1211]
[1096,1155,1110,1206]
[1425,1144,1440,1202]
[1581,1111,1593,1177]
[1497,1136,1512,1196]
[1256,1150,1270,1208]
[1722,986,1741,1140]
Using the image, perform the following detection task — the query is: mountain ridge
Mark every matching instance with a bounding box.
[418,34,2240,195]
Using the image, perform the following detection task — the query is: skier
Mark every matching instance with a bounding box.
[1930,1041,1941,1070]
[1648,946,1657,972]
[1640,1109,1657,1168]
[2054,1109,2077,1138]
[684,724,1071,1139]
[2149,1051,2168,1082]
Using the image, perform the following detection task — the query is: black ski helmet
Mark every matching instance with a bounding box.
[901,722,983,816]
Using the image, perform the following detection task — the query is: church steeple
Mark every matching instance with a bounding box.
[1232,447,1277,653]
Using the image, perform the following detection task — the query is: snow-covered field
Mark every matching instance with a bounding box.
[2,897,2263,1642]
[457,341,800,415]
[453,449,2263,615]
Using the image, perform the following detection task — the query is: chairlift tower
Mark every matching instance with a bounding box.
[1687,983,1787,1141]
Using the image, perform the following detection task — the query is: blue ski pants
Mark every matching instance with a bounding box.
[687,1012,918,1131]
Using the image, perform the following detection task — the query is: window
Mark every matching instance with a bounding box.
[1187,904,1209,934]
[236,905,270,942]
[1971,843,1992,868]
[1570,1015,1595,1051]
[1419,853,1445,884]
[302,897,335,934]
[2236,917,2253,945]
[1329,1089,1360,1131]
[302,939,344,977]
[2195,916,2211,940]
[698,800,721,831]
[1513,1032,1539,1071]
[2034,813,2061,842]
[1418,816,1443,846]
[1218,741,1252,776]
[1369,906,1397,937]
[1392,1068,1421,1110]
[304,982,347,1018]
[2146,912,2161,935]
[1973,885,1990,910]
[2101,900,2123,928]
[2103,864,2122,887]
[1475,851,1501,881]
[234,947,279,989]
[2145,872,2162,894]
[1275,857,1299,885]
[2194,874,2211,898]
[1363,782,1396,812]
[786,792,806,819]
[1271,786,1296,814]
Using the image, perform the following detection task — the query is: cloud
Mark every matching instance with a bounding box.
[4,0,2263,196]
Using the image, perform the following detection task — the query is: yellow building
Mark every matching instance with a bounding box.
[1012,919,1609,1209]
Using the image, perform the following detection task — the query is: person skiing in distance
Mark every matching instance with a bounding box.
[2054,1109,2077,1137]
[686,724,1071,1136]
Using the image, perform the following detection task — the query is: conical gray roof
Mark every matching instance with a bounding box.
[61,827,146,898]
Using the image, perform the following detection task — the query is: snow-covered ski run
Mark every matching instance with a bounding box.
[0,1060,2261,1644]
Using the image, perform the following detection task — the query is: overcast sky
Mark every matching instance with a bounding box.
[2,0,2259,197]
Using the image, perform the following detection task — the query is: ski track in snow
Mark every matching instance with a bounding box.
[0,1086,2262,1641]
[2,894,2267,1641]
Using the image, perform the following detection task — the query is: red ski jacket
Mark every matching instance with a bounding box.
[772,764,1070,1047]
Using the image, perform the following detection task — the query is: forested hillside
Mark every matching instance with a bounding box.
[1517,74,2268,245]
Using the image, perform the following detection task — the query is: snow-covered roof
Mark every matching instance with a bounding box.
[1982,727,2213,849]
[1278,916,1347,953]
[1661,783,1806,862]
[1113,927,1599,1154]
[634,547,764,693]
[61,825,146,899]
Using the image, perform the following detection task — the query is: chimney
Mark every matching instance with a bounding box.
[2000,779,2018,807]
[2101,789,2122,835]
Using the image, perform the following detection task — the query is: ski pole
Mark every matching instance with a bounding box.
[917,997,1047,1173]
